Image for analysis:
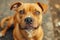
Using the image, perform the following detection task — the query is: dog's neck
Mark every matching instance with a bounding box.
[19,26,41,40]
[20,29,35,38]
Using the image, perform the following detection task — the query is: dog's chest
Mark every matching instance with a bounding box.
[22,37,35,40]
[20,30,36,40]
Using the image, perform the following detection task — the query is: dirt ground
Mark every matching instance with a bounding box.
[50,0,60,40]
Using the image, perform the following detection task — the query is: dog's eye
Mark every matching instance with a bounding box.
[19,9,25,14]
[34,11,40,15]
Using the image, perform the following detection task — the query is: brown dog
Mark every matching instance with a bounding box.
[0,2,47,40]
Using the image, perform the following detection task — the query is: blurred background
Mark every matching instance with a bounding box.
[0,0,60,40]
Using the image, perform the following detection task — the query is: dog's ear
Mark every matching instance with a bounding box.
[36,2,48,13]
[10,2,22,11]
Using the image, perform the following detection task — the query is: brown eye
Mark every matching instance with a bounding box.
[34,11,40,15]
[19,9,25,14]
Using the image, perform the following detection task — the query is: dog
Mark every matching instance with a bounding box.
[0,2,47,40]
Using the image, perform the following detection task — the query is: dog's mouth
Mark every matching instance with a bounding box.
[19,24,40,30]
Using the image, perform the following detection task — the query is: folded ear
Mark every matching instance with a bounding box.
[36,2,48,13]
[10,2,22,11]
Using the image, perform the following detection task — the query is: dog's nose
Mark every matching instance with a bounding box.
[24,17,33,24]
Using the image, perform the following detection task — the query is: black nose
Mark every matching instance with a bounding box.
[24,17,33,24]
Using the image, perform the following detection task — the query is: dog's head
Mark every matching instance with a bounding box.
[10,2,48,31]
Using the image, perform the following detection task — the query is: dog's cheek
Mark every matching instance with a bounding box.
[39,15,42,24]
[35,15,42,25]
[33,17,39,26]
[20,16,25,26]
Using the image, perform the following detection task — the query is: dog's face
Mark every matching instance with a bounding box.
[10,2,47,31]
[17,3,43,31]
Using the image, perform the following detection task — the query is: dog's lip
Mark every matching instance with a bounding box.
[25,24,33,29]
[19,24,40,30]
[25,24,39,30]
[26,24,32,26]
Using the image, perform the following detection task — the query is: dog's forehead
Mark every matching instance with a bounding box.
[18,3,42,12]
[23,3,39,8]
